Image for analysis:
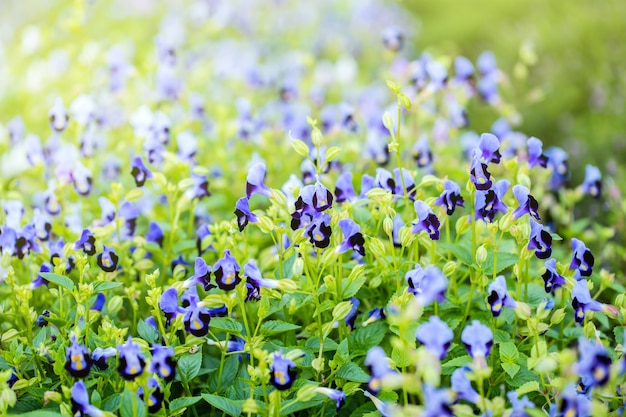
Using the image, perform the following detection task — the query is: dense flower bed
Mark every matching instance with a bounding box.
[0,1,624,417]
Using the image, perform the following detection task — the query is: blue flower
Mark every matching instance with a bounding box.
[545,147,569,191]
[186,173,211,200]
[365,346,397,394]
[528,219,552,259]
[542,259,566,294]
[92,347,116,370]
[461,320,493,359]
[345,298,360,329]
[527,137,548,168]
[137,377,164,413]
[315,387,346,410]
[305,213,332,249]
[74,229,96,256]
[130,156,153,187]
[70,381,104,417]
[90,293,105,311]
[382,27,404,52]
[65,335,93,378]
[411,201,440,240]
[507,391,535,417]
[475,180,509,223]
[454,56,474,81]
[363,308,386,326]
[336,219,365,256]
[270,351,297,390]
[49,98,69,132]
[470,149,492,190]
[150,345,176,382]
[391,214,404,247]
[423,384,454,417]
[478,133,502,164]
[477,51,497,75]
[146,221,164,247]
[512,185,540,220]
[36,309,50,327]
[117,337,145,380]
[183,257,214,291]
[557,384,591,417]
[569,238,594,278]
[571,280,603,325]
[335,172,357,203]
[576,338,611,388]
[406,265,448,305]
[213,250,241,291]
[234,197,258,232]
[97,246,119,272]
[412,135,433,169]
[487,276,517,317]
[451,367,480,403]
[581,165,601,199]
[243,260,279,302]
[434,180,464,215]
[196,224,212,255]
[416,316,453,360]
[246,162,272,198]
[160,287,182,326]
[182,289,212,337]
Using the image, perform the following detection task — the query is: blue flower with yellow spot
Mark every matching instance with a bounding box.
[117,337,145,380]
[270,351,297,390]
[65,335,93,379]
[137,377,164,413]
[97,245,118,272]
[149,344,176,382]
[213,250,241,291]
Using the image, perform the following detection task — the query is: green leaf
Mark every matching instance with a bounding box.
[274,253,297,279]
[173,239,198,253]
[92,281,123,292]
[178,351,202,382]
[499,342,519,363]
[120,388,146,417]
[438,243,472,266]
[348,321,386,354]
[305,337,339,352]
[261,320,301,336]
[483,252,519,275]
[169,397,202,412]
[40,272,74,291]
[8,412,64,417]
[494,329,512,343]
[504,367,540,387]
[442,355,472,368]
[280,399,324,416]
[501,362,521,378]
[102,393,121,412]
[614,327,625,345]
[137,320,159,344]
[201,393,242,417]
[342,275,367,299]
[210,318,244,335]
[208,355,240,393]
[336,362,370,383]
[516,380,540,396]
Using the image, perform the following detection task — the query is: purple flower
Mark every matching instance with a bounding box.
[581,165,601,199]
[451,367,480,403]
[470,149,492,190]
[475,179,509,223]
[36,309,50,327]
[49,98,69,132]
[92,347,116,370]
[184,257,214,292]
[137,377,164,413]
[478,133,502,164]
[545,147,569,191]
[335,172,357,203]
[186,173,211,201]
[542,259,567,294]
[405,265,448,305]
[461,320,493,358]
[527,137,548,168]
[393,168,416,200]
[234,197,258,232]
[7,116,24,145]
[416,316,453,360]
[411,201,440,240]
[117,337,145,380]
[196,224,212,255]
[423,384,454,417]
[305,213,332,249]
[478,73,500,104]
[576,338,611,388]
[507,391,535,417]
[75,229,96,256]
[454,56,474,81]
[557,384,591,417]
[243,260,278,302]
[315,388,346,410]
[363,308,386,326]
[160,287,181,326]
[365,346,397,394]
[512,185,540,220]
[130,156,153,187]
[146,222,164,247]
[65,335,92,378]
[477,51,497,75]
[33,209,51,241]
[382,27,404,52]
[569,238,594,278]
[571,280,603,325]
[412,134,433,168]
[528,219,552,259]
[304,181,334,213]
[119,201,139,239]
[150,345,176,382]
[91,293,105,311]
[246,162,272,198]
[487,276,517,317]
[336,219,365,256]
[31,263,52,289]
[97,246,118,272]
[392,214,404,247]
[434,180,464,215]
[182,291,212,338]
[70,381,104,417]
[213,250,241,291]
[270,351,297,390]
[345,298,360,329]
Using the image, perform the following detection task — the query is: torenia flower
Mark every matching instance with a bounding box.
[451,367,480,403]
[91,293,105,311]
[117,337,146,380]
[92,347,116,370]
[49,98,69,132]
[475,180,509,223]
[571,280,603,325]
[138,377,164,413]
[305,213,332,248]
[97,246,119,272]
[581,165,601,199]
[71,381,104,417]
[507,391,535,416]
[75,229,96,256]
[542,259,567,294]
[423,384,454,417]
[569,238,594,278]
[363,308,386,326]
[345,298,360,329]
[411,201,440,240]
[470,149,492,190]
[528,219,552,259]
[382,26,404,52]
[545,146,569,191]
[461,320,493,359]
[243,260,279,302]
[65,335,93,378]
[334,172,356,203]
[149,345,176,382]
[336,219,365,256]
[416,316,453,360]
[213,250,241,291]
[246,162,272,198]
[270,351,297,390]
[487,276,517,317]
[183,258,214,291]
[146,222,164,247]
[434,180,464,215]
[527,137,548,168]
[576,338,611,388]
[478,133,502,164]
[365,346,397,394]
[315,388,346,410]
[234,197,258,232]
[512,185,540,220]
[557,384,591,417]
[182,293,212,337]
[130,156,153,187]
[160,287,182,326]
[406,265,448,305]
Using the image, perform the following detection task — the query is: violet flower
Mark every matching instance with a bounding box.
[542,259,567,294]
[137,377,164,413]
[470,149,492,190]
[234,197,258,232]
[243,260,279,302]
[150,345,176,382]
[475,180,509,223]
[434,180,464,215]
[336,219,365,256]
[451,367,480,403]
[75,229,96,256]
[92,347,116,370]
[571,280,603,325]
[406,264,448,305]
[130,157,153,187]
[183,257,214,291]
[569,238,594,278]
[527,137,548,168]
[335,171,357,203]
[512,185,540,220]
[461,320,493,358]
[70,381,104,417]
[487,275,517,317]
[97,246,118,272]
[65,335,92,378]
[146,222,164,247]
[213,250,241,291]
[365,346,397,394]
[423,384,454,417]
[507,391,535,417]
[412,134,433,169]
[270,351,297,390]
[528,219,552,259]
[576,338,611,388]
[49,98,69,132]
[246,162,272,198]
[478,133,502,164]
[305,213,332,249]
[581,165,601,199]
[415,316,453,360]
[545,146,569,191]
[315,388,346,410]
[411,201,440,240]
[117,337,145,380]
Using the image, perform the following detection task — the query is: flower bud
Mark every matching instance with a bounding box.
[291,139,310,158]
[367,237,386,259]
[550,308,566,325]
[475,245,488,265]
[383,217,394,237]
